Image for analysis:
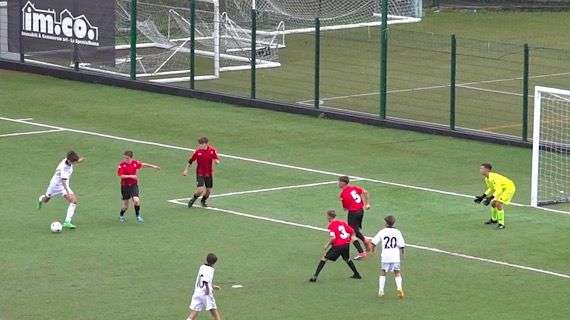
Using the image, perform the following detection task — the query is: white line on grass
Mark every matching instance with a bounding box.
[15,118,33,121]
[169,180,360,202]
[0,129,63,138]
[167,200,570,280]
[297,71,570,105]
[0,116,568,215]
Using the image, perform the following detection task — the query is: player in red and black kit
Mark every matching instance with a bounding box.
[117,150,160,224]
[309,210,361,282]
[338,176,371,260]
[182,137,220,208]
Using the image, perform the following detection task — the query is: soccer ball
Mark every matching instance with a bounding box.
[50,221,63,233]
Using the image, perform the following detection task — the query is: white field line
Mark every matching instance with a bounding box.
[0,116,568,216]
[297,71,570,104]
[15,118,33,121]
[167,200,570,280]
[0,129,63,138]
[170,180,355,202]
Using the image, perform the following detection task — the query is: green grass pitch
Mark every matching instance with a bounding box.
[0,68,569,320]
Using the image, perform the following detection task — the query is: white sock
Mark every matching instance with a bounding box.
[395,275,403,290]
[65,203,76,223]
[379,276,386,292]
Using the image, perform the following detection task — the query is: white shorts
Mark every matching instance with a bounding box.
[45,182,73,198]
[190,294,217,312]
[381,263,401,272]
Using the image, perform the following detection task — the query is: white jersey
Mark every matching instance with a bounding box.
[371,227,406,263]
[193,265,215,297]
[50,159,74,187]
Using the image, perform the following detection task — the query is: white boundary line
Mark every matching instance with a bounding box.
[0,116,568,215]
[297,71,570,105]
[0,129,63,138]
[169,180,358,202]
[167,200,570,280]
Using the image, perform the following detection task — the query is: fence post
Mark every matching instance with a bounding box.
[314,17,320,109]
[18,0,24,63]
[379,0,389,119]
[72,0,79,71]
[450,34,457,130]
[129,0,137,80]
[522,44,530,141]
[190,0,196,89]
[250,8,257,99]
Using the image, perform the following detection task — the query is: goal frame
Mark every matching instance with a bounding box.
[530,86,570,207]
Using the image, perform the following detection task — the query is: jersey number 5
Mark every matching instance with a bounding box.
[350,190,362,203]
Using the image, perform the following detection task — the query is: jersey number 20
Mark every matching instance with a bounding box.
[383,236,397,249]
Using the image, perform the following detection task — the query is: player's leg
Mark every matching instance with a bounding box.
[342,247,361,279]
[39,183,60,209]
[38,194,51,209]
[187,310,199,320]
[310,247,338,282]
[189,177,206,208]
[485,201,499,225]
[348,213,367,259]
[133,193,143,224]
[378,269,387,297]
[201,178,213,207]
[494,201,505,229]
[62,193,78,229]
[209,309,221,320]
[119,199,129,223]
[394,269,404,299]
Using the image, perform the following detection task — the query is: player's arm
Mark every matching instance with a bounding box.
[369,232,381,253]
[76,157,86,164]
[141,162,160,170]
[203,280,210,296]
[475,181,494,204]
[361,188,370,209]
[398,233,406,259]
[182,153,196,176]
[117,166,137,180]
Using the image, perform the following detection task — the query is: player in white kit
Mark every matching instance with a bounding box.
[187,253,221,320]
[371,215,406,299]
[38,151,85,229]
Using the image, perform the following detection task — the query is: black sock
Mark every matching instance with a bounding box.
[346,260,360,276]
[134,205,141,217]
[353,240,364,253]
[201,195,209,203]
[192,194,200,200]
[314,260,326,277]
[119,209,126,217]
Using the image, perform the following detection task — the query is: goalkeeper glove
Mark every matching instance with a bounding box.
[482,196,494,206]
[474,194,486,204]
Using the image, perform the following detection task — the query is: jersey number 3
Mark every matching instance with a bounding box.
[338,226,350,239]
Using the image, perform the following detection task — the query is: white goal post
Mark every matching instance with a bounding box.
[531,86,570,207]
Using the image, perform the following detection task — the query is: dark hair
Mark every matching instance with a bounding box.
[123,150,134,158]
[481,163,492,170]
[198,137,209,144]
[66,151,80,163]
[206,253,218,266]
[384,215,396,227]
[326,209,336,218]
[338,176,350,184]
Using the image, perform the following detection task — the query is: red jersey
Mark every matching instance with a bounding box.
[328,219,354,247]
[189,146,219,177]
[117,160,142,186]
[340,185,365,213]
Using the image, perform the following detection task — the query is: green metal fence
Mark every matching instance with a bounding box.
[2,0,570,142]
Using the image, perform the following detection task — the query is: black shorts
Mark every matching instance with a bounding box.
[347,210,364,229]
[325,245,350,262]
[121,184,139,200]
[197,176,213,188]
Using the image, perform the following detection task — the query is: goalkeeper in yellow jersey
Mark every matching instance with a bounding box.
[474,163,516,230]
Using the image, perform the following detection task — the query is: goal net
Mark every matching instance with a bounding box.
[82,0,281,83]
[531,86,570,207]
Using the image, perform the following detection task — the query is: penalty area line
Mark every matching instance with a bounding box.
[0,129,64,138]
[167,200,570,280]
[169,179,362,202]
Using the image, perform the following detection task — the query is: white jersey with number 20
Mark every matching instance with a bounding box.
[371,227,406,263]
